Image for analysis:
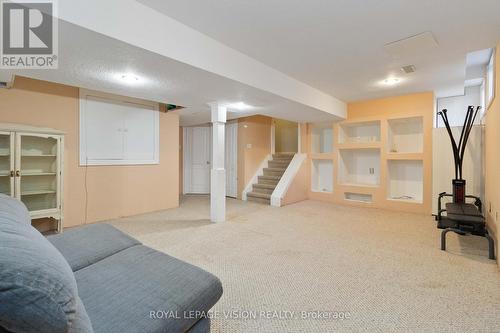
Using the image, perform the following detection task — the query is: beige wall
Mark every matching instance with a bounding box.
[298,92,434,214]
[0,77,179,229]
[274,119,298,153]
[237,115,272,198]
[484,43,500,262]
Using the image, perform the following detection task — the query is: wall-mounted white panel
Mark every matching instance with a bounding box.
[80,92,159,165]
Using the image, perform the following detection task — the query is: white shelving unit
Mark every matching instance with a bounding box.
[0,124,64,232]
[0,132,12,196]
[338,149,380,186]
[311,159,333,193]
[311,122,333,153]
[387,160,423,203]
[339,121,380,144]
[388,117,423,153]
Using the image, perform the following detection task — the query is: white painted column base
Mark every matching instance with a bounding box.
[210,168,226,222]
[209,103,227,223]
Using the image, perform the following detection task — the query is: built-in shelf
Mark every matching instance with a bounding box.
[337,142,381,150]
[386,153,424,160]
[311,122,333,154]
[21,154,57,157]
[21,172,57,176]
[344,192,373,203]
[311,159,333,193]
[388,117,423,154]
[338,148,380,187]
[387,160,423,203]
[21,190,56,196]
[339,120,381,144]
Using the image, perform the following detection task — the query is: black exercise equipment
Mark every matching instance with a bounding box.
[436,106,495,260]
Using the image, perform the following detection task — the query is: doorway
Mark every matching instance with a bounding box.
[183,123,238,197]
[273,119,299,153]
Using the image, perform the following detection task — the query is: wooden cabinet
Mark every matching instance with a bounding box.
[0,124,64,232]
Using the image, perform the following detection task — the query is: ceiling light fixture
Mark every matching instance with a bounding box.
[120,74,140,84]
[227,102,253,111]
[381,77,401,86]
[114,72,142,85]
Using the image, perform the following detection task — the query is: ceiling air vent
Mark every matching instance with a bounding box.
[401,65,416,74]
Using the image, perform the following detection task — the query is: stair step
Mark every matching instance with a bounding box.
[252,184,274,195]
[247,195,271,204]
[247,191,271,199]
[258,176,280,186]
[264,167,286,172]
[254,183,276,190]
[263,169,285,177]
[269,160,290,166]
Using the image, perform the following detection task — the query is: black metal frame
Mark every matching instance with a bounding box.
[436,106,495,260]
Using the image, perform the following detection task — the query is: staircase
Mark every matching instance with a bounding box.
[247,153,294,204]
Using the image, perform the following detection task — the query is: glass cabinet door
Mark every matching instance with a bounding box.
[0,132,14,196]
[16,133,59,213]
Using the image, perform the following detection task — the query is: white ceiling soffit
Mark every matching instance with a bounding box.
[137,0,500,101]
[54,0,346,119]
[2,21,342,126]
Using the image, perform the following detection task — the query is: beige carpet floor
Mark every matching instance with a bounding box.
[107,195,500,332]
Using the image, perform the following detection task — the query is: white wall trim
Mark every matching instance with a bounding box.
[242,154,272,200]
[271,153,306,207]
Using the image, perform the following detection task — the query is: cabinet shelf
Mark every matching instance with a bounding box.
[0,171,10,177]
[21,172,57,176]
[21,154,57,157]
[21,190,56,196]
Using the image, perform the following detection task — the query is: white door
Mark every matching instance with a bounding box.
[184,127,211,194]
[225,122,238,198]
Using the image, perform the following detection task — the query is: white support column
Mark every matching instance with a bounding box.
[209,103,227,222]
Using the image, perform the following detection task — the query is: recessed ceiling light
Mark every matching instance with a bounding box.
[227,102,253,111]
[120,74,140,84]
[381,77,401,86]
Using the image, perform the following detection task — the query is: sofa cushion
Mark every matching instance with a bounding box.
[0,194,31,225]
[75,245,223,333]
[0,196,78,333]
[48,223,140,272]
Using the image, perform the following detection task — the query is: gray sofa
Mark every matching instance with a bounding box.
[0,195,222,333]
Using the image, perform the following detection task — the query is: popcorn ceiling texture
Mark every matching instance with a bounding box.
[108,196,500,332]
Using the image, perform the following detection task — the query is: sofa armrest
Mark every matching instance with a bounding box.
[47,223,140,272]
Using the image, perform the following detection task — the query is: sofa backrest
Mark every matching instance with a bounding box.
[0,195,90,333]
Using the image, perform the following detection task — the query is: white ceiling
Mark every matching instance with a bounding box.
[138,0,500,101]
[3,21,343,126]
